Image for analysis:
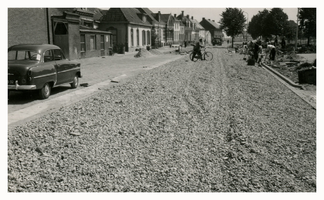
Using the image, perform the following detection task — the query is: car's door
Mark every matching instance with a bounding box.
[31,50,57,89]
[53,49,71,84]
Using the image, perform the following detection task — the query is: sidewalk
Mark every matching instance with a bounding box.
[76,47,187,86]
[8,47,188,127]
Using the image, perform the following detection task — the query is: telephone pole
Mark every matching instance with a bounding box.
[295,8,299,51]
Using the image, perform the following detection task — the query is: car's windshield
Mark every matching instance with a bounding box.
[8,50,41,61]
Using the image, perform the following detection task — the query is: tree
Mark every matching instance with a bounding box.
[283,20,298,42]
[219,8,246,48]
[267,8,288,36]
[248,8,289,42]
[298,8,316,45]
[248,9,271,39]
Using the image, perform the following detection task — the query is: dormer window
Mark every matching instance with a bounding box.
[142,15,146,22]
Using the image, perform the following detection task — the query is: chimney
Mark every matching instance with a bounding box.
[212,20,215,22]
[174,14,177,18]
[182,11,184,16]
[191,16,193,20]
[203,17,205,20]
[158,11,161,22]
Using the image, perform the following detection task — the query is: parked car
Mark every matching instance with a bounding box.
[8,44,81,99]
[212,38,222,46]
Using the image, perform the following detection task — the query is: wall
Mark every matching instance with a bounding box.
[8,8,48,47]
[68,24,81,60]
[127,25,151,52]
[100,23,127,46]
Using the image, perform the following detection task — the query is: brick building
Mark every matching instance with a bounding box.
[8,8,113,60]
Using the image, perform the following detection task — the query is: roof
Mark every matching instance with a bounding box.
[136,8,161,25]
[202,18,220,29]
[191,19,204,30]
[8,44,61,53]
[100,8,152,27]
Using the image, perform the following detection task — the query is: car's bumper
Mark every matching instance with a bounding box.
[8,82,37,90]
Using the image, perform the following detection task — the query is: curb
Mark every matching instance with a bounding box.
[8,54,186,129]
[260,62,315,110]
[260,62,305,90]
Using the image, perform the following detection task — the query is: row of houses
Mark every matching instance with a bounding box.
[8,8,224,60]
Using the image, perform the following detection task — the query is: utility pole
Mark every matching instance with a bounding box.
[295,8,299,51]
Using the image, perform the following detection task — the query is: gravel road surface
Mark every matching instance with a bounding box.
[8,48,316,192]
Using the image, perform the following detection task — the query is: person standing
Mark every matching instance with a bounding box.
[266,43,276,65]
[281,37,286,49]
[191,39,204,61]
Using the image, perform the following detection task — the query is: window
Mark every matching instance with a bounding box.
[90,35,96,51]
[147,31,150,45]
[131,29,134,46]
[8,50,40,61]
[142,30,146,46]
[53,49,65,60]
[100,35,105,50]
[80,34,86,52]
[44,50,54,62]
[136,29,139,46]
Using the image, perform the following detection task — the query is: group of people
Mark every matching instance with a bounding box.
[243,39,278,66]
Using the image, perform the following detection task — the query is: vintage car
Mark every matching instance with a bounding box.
[8,44,81,99]
[212,38,223,46]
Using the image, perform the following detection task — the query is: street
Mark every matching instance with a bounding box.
[8,47,316,192]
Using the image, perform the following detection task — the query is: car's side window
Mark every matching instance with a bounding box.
[44,50,54,62]
[53,49,66,60]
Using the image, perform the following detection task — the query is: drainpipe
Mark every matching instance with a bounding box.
[46,8,51,44]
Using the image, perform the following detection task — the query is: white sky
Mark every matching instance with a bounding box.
[149,7,298,24]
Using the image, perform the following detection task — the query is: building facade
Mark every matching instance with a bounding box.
[99,8,153,53]
[8,8,113,60]
[200,17,223,41]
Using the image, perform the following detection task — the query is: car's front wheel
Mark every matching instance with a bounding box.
[70,75,79,88]
[39,83,51,99]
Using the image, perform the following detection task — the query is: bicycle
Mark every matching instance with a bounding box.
[189,47,213,62]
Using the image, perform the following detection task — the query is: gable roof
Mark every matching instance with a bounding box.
[136,8,162,25]
[99,8,152,26]
[202,18,220,29]
[192,19,204,30]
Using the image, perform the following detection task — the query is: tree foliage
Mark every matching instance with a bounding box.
[283,20,298,42]
[248,8,289,40]
[248,9,270,39]
[298,8,316,44]
[219,8,246,47]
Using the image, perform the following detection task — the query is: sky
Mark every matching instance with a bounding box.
[149,7,299,24]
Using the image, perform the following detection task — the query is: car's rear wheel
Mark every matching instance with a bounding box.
[39,83,51,99]
[70,75,79,88]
